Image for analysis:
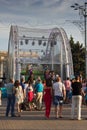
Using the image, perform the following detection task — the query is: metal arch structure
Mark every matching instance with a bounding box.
[66,20,84,39]
[8,25,74,81]
[46,27,73,79]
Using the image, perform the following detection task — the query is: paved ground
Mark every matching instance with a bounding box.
[0,99,87,130]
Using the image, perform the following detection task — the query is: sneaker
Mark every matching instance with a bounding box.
[77,118,82,120]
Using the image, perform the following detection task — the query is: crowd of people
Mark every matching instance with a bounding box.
[0,69,87,120]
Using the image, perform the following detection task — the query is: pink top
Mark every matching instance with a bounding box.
[64,80,71,91]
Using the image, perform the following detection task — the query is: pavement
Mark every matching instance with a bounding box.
[0,99,87,130]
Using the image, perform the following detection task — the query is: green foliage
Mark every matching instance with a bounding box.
[69,36,85,78]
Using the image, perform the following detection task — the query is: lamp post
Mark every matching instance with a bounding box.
[71,2,87,79]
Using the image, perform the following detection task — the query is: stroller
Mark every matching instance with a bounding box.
[19,93,36,111]
[19,98,29,111]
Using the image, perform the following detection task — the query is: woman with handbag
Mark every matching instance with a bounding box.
[13,80,24,117]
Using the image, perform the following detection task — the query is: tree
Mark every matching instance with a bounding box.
[69,36,85,78]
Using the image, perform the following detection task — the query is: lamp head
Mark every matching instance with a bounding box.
[75,3,79,6]
[71,5,75,8]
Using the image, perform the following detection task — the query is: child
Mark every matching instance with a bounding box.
[26,81,34,110]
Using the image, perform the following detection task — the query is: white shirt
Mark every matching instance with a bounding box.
[53,81,65,96]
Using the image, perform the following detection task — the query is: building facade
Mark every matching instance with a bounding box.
[0,51,8,82]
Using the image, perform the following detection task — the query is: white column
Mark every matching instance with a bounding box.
[60,42,63,80]
[0,57,4,78]
[0,62,3,77]
[66,64,70,78]
[15,58,21,81]
[51,45,54,70]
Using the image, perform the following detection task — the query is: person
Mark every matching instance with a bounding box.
[71,75,84,120]
[5,79,16,117]
[64,77,71,103]
[13,80,24,117]
[84,83,87,105]
[82,79,86,104]
[24,80,29,98]
[26,80,34,110]
[28,73,34,85]
[20,77,25,96]
[0,82,2,106]
[43,77,52,119]
[0,88,1,106]
[44,69,50,80]
[35,78,44,110]
[53,76,66,119]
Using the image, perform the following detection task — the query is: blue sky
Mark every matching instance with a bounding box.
[0,0,86,51]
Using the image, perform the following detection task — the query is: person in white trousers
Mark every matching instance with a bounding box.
[71,75,84,120]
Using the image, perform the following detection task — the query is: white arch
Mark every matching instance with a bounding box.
[47,27,73,79]
[8,25,74,81]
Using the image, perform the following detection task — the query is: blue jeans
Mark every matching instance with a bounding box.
[6,94,15,116]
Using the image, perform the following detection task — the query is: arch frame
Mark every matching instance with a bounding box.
[8,25,74,81]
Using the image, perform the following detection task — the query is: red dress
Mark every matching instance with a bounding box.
[44,87,52,118]
[28,91,34,102]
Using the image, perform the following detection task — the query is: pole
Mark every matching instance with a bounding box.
[51,44,54,70]
[84,3,87,79]
[71,2,87,79]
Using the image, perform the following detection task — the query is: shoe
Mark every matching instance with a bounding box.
[45,116,49,120]
[59,116,63,118]
[71,116,74,120]
[71,118,74,120]
[11,115,16,117]
[17,114,21,117]
[55,115,58,119]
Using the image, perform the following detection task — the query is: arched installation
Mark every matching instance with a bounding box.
[8,26,73,81]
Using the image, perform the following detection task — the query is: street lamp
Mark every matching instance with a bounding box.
[71,2,87,79]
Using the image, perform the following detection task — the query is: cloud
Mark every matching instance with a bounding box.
[0,0,70,16]
[0,0,85,50]
[0,0,86,27]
